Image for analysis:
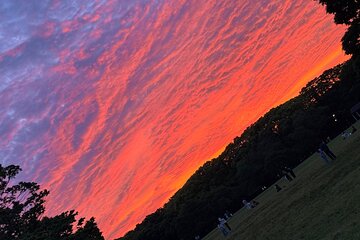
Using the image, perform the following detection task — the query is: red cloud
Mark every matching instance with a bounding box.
[2,0,348,239]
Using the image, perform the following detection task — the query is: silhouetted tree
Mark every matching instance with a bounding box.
[0,164,104,240]
[70,217,104,240]
[342,19,360,55]
[0,165,49,239]
[317,0,360,55]
[317,0,359,24]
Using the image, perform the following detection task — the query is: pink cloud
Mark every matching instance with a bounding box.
[0,0,348,238]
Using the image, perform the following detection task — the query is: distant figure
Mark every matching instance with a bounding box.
[194,235,200,240]
[242,200,252,209]
[342,131,351,140]
[282,170,293,182]
[251,200,259,206]
[224,210,232,220]
[242,199,258,209]
[217,223,230,236]
[319,141,336,160]
[351,125,357,134]
[318,148,331,164]
[218,217,231,231]
[275,184,282,192]
[283,166,296,179]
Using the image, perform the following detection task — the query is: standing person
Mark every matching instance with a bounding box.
[275,184,282,192]
[218,217,232,231]
[242,200,252,209]
[217,223,230,236]
[283,166,296,179]
[225,210,233,218]
[351,125,357,134]
[318,148,331,164]
[250,200,259,207]
[282,170,293,182]
[320,141,336,160]
[224,211,232,220]
[342,131,351,139]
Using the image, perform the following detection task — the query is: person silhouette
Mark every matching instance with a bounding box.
[319,141,336,160]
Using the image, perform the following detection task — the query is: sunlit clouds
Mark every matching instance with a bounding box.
[0,0,348,238]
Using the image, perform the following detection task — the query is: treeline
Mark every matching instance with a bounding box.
[0,165,105,240]
[117,54,360,240]
[117,1,360,237]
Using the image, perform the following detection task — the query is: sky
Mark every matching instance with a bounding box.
[0,0,349,238]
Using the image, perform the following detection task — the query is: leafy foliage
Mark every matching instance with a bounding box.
[317,0,360,55]
[342,18,360,55]
[318,0,359,24]
[0,165,104,240]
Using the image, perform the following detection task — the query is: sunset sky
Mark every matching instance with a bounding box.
[0,0,349,238]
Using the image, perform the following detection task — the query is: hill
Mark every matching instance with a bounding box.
[203,121,360,239]
[116,53,360,239]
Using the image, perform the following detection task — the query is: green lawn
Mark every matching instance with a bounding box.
[203,121,360,240]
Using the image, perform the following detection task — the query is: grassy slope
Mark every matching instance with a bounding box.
[203,121,360,240]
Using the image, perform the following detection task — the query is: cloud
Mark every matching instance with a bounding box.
[0,0,348,238]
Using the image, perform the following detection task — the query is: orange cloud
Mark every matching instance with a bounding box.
[1,0,348,239]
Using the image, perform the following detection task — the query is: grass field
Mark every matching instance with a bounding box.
[203,121,360,240]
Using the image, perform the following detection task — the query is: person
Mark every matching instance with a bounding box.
[194,235,200,240]
[218,217,231,231]
[217,222,230,236]
[275,184,282,192]
[250,200,259,206]
[319,141,336,160]
[351,125,357,134]
[278,168,292,182]
[242,200,252,209]
[224,210,232,220]
[283,166,296,179]
[282,170,293,182]
[342,131,351,139]
[242,199,258,209]
[318,148,331,164]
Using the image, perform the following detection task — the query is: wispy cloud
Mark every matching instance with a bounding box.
[0,0,348,238]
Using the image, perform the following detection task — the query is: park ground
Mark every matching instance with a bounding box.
[203,121,360,240]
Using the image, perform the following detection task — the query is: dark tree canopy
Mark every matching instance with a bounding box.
[318,0,359,24]
[317,0,360,55]
[0,165,105,240]
[342,18,360,55]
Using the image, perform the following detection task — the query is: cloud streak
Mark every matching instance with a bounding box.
[0,0,348,238]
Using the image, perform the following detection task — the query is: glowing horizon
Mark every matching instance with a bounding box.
[0,0,348,238]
